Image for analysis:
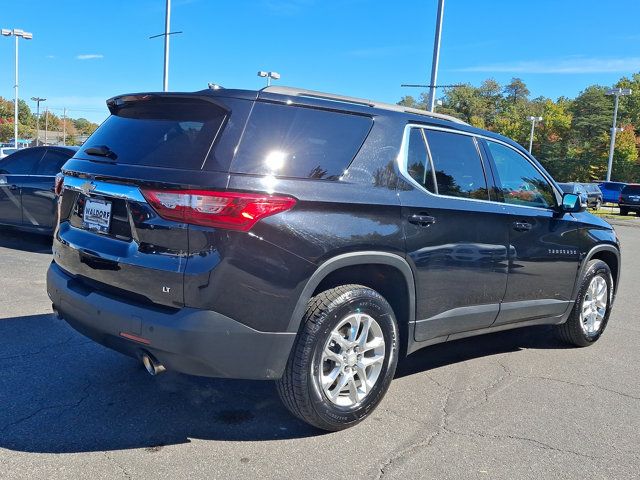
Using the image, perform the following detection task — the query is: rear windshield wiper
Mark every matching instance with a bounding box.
[84,145,118,160]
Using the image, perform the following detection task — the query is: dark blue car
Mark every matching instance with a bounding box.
[598,181,627,204]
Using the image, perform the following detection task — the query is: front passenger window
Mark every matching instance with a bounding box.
[485,140,556,208]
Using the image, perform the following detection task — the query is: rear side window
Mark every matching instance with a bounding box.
[406,128,435,192]
[623,185,640,194]
[78,98,227,170]
[35,149,74,175]
[0,149,45,174]
[231,103,372,180]
[423,130,489,200]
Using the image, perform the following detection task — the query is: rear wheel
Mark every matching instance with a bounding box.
[277,284,399,431]
[556,260,613,347]
[620,206,629,215]
[593,199,601,211]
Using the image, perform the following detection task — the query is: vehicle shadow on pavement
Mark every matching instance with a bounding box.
[0,314,567,453]
[0,229,52,254]
[396,325,566,379]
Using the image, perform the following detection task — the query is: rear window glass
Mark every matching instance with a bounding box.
[36,149,74,175]
[623,184,640,194]
[231,103,372,179]
[77,98,227,170]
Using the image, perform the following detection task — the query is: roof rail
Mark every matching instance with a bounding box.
[261,86,468,125]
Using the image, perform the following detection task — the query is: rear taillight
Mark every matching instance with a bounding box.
[54,174,64,197]
[140,189,296,231]
[619,194,623,203]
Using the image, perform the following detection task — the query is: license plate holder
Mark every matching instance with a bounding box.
[83,198,112,233]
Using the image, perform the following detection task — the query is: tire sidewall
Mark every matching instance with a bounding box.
[573,261,613,344]
[307,289,398,427]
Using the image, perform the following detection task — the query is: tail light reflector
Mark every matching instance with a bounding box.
[140,189,296,231]
[54,173,64,196]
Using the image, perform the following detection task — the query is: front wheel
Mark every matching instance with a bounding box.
[620,206,629,216]
[556,260,613,347]
[277,284,399,431]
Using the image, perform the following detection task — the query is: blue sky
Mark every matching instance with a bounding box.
[1,0,640,123]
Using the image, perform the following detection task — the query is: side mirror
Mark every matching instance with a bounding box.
[561,193,585,213]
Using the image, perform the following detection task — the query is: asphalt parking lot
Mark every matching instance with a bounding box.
[1,225,639,479]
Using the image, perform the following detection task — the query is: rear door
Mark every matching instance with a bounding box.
[0,148,45,226]
[397,126,509,342]
[481,139,581,325]
[22,148,75,229]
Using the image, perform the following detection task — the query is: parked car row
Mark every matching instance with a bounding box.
[558,182,602,210]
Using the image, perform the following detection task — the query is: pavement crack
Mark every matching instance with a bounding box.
[376,376,453,479]
[446,427,599,461]
[0,336,80,362]
[103,451,132,479]
[0,381,93,434]
[519,375,640,401]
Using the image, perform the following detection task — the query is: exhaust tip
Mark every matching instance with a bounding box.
[141,352,166,376]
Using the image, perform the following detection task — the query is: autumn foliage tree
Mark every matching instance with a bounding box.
[399,76,640,183]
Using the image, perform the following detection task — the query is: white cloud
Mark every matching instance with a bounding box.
[45,55,56,59]
[455,57,640,74]
[76,54,104,60]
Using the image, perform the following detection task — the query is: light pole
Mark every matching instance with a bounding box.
[527,116,543,154]
[31,96,46,146]
[149,0,182,92]
[257,71,280,87]
[2,28,33,149]
[605,87,632,182]
[427,0,445,112]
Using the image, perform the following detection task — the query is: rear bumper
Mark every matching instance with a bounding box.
[46,262,296,380]
[618,202,640,210]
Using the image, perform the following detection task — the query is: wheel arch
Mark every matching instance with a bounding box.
[286,252,416,349]
[573,244,621,299]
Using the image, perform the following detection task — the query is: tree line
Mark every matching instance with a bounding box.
[398,74,640,183]
[0,97,100,145]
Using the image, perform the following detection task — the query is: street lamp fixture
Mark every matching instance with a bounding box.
[258,71,281,86]
[605,87,633,182]
[2,28,33,149]
[527,116,543,154]
[31,97,46,146]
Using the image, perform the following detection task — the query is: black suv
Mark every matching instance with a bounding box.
[47,86,621,431]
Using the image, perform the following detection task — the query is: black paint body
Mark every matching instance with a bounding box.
[46,88,621,379]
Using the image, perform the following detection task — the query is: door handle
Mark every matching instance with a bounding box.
[408,213,436,227]
[512,221,532,232]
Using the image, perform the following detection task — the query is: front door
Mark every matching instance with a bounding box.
[397,127,509,342]
[480,139,581,325]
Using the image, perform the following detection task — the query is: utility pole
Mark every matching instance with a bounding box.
[605,88,632,181]
[149,0,182,92]
[62,108,67,146]
[427,0,445,112]
[527,116,543,154]
[31,96,46,146]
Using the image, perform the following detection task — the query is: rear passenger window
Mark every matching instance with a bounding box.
[35,149,73,175]
[406,128,435,193]
[423,130,489,200]
[232,103,373,180]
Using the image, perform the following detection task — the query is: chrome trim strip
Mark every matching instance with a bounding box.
[63,176,146,202]
[397,123,562,212]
